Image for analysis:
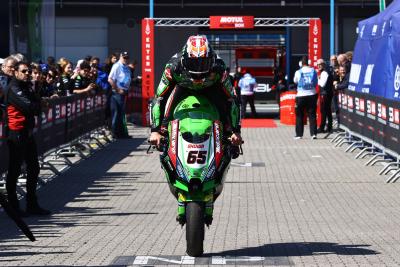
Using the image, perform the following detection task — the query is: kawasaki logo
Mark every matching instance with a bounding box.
[220,17,243,23]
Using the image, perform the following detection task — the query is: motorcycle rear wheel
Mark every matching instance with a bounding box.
[185,201,205,257]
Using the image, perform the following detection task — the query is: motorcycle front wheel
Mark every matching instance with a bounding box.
[185,201,205,257]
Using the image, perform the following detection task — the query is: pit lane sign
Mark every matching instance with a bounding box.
[141,18,155,126]
[308,18,322,69]
[210,16,254,29]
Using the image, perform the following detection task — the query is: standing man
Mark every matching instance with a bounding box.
[333,65,349,128]
[337,54,351,74]
[238,72,257,119]
[293,56,318,139]
[108,52,132,138]
[6,61,50,216]
[1,57,17,99]
[317,59,334,133]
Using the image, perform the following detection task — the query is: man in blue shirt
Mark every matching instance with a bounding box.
[238,72,257,118]
[108,52,132,138]
[293,56,318,139]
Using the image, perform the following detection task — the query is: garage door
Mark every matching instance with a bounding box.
[56,17,108,64]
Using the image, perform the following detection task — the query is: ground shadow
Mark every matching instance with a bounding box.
[0,136,156,248]
[205,242,379,257]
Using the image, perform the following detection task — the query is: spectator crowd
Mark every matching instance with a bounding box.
[0,52,138,217]
[0,52,138,138]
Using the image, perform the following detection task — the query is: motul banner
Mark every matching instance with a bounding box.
[210,16,254,29]
[141,18,155,126]
[308,19,322,69]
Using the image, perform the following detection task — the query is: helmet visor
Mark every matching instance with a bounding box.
[183,57,213,74]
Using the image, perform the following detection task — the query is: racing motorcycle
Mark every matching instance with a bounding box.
[149,94,240,257]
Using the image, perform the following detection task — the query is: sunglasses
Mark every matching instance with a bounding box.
[20,69,31,74]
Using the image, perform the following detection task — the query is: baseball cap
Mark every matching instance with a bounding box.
[120,51,129,58]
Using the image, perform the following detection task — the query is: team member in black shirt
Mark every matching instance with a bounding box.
[317,59,334,133]
[6,61,50,216]
[56,58,77,96]
[72,61,96,95]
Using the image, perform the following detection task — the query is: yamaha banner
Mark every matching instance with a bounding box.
[344,0,400,155]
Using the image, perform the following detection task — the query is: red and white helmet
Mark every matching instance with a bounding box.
[182,35,214,78]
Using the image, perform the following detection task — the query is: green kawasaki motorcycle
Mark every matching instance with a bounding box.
[154,94,238,257]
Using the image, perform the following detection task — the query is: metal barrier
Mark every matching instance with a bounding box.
[332,125,400,183]
[0,92,113,198]
[0,81,143,198]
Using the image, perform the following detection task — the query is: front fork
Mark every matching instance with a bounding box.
[177,193,214,226]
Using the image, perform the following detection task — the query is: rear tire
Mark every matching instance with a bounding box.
[186,202,205,257]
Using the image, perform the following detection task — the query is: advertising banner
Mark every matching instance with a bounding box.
[341,90,400,154]
[0,93,107,173]
[308,19,322,69]
[308,18,322,126]
[8,0,56,61]
[341,0,400,156]
[387,14,400,101]
[35,96,67,155]
[209,16,254,29]
[141,18,155,126]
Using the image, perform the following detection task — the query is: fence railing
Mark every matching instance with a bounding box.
[334,90,400,183]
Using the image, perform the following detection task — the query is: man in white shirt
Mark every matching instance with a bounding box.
[293,56,318,139]
[238,72,257,118]
[108,52,132,138]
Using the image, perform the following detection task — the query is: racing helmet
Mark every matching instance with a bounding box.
[182,35,214,79]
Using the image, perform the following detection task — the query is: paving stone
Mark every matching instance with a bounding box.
[0,123,399,266]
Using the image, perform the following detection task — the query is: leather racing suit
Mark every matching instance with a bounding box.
[150,52,240,134]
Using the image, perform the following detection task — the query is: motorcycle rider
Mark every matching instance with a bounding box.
[149,35,242,147]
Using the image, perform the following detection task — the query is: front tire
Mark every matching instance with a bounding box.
[186,202,205,257]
